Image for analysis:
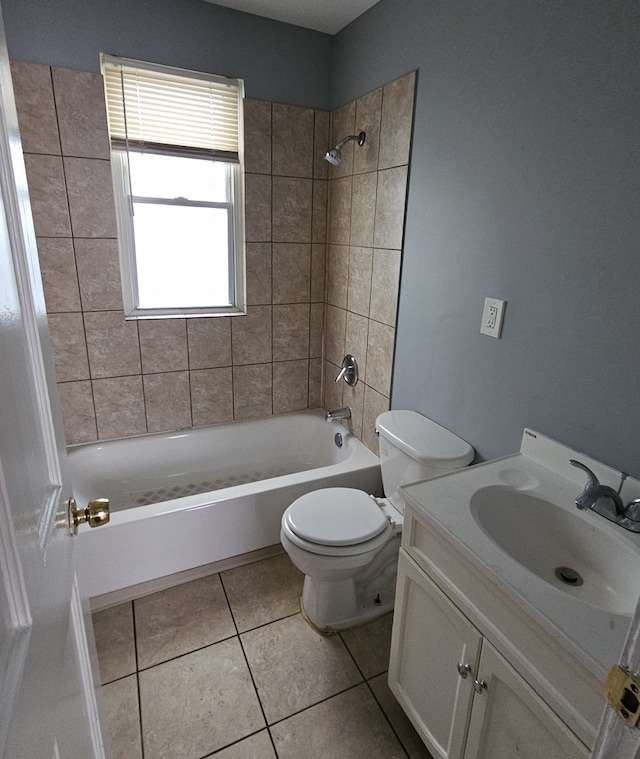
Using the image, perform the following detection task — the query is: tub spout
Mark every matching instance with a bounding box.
[325,407,351,422]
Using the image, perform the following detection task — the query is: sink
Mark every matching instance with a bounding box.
[470,485,640,614]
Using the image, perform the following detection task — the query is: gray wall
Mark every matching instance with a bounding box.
[333,0,640,477]
[1,0,332,109]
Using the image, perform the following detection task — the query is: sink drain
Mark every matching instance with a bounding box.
[555,566,583,586]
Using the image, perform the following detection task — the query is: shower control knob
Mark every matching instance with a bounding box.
[68,497,110,536]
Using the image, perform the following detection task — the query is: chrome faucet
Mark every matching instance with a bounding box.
[325,407,351,422]
[570,459,640,532]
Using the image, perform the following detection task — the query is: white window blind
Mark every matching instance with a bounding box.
[101,54,242,159]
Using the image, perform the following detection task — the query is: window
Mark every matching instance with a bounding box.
[101,55,246,318]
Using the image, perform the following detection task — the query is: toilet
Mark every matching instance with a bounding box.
[280,410,474,632]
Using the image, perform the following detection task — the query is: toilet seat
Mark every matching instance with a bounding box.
[282,487,393,557]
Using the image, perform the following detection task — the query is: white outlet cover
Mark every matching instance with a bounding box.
[481,297,506,338]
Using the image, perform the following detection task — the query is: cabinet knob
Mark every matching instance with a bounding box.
[457,663,472,679]
[473,679,488,694]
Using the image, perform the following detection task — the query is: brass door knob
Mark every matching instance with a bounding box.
[68,497,110,536]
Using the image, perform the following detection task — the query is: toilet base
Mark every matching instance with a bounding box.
[299,534,400,632]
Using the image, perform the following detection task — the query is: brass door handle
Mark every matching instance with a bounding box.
[68,497,110,536]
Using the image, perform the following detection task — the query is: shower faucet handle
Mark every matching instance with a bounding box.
[335,355,358,387]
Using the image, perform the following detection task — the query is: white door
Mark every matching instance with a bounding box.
[0,4,105,757]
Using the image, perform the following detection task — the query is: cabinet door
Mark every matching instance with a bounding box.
[389,550,482,759]
[463,641,589,759]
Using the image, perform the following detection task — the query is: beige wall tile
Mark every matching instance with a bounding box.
[310,243,326,303]
[273,359,309,413]
[143,371,191,432]
[329,101,356,179]
[272,243,311,304]
[246,242,272,305]
[324,305,346,367]
[370,248,401,327]
[379,71,416,170]
[328,176,352,245]
[231,305,272,365]
[10,61,60,155]
[190,367,234,426]
[84,311,141,378]
[354,88,382,175]
[23,154,71,236]
[362,385,390,453]
[138,318,188,374]
[347,246,373,317]
[343,379,365,440]
[37,237,81,313]
[345,312,369,382]
[57,380,97,444]
[373,166,408,250]
[365,320,395,396]
[187,317,232,369]
[52,68,110,159]
[75,238,123,311]
[243,99,272,175]
[309,302,324,358]
[244,173,271,241]
[313,110,330,180]
[323,359,343,411]
[93,376,146,440]
[47,312,90,382]
[326,244,349,309]
[64,157,117,238]
[312,180,328,243]
[233,364,272,419]
[272,104,314,178]
[272,303,310,361]
[272,176,313,242]
[350,171,377,248]
[309,358,322,408]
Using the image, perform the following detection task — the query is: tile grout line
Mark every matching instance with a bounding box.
[218,572,281,758]
[131,599,146,759]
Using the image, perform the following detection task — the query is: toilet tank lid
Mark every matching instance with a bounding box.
[376,410,474,468]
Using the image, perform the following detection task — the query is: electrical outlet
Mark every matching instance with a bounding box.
[480,297,506,338]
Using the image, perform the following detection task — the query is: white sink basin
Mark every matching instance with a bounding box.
[470,485,640,614]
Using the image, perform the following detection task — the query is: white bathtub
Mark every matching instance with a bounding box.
[69,409,382,599]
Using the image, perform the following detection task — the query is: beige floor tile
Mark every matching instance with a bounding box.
[139,637,264,759]
[101,675,142,759]
[340,612,394,679]
[369,674,433,759]
[209,730,276,758]
[134,575,236,669]
[241,613,362,724]
[92,602,136,684]
[221,554,303,632]
[270,683,406,758]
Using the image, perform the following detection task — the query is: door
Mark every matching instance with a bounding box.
[388,550,482,759]
[0,4,105,757]
[463,641,589,759]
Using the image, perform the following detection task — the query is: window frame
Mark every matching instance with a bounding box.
[103,56,246,319]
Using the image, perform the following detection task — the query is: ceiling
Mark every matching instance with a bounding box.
[204,0,380,35]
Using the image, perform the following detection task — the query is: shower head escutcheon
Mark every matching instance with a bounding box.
[324,131,366,165]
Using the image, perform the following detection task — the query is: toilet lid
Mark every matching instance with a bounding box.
[284,488,388,546]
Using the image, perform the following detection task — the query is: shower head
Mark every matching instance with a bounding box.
[324,131,366,165]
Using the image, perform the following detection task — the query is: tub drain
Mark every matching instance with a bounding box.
[555,566,583,586]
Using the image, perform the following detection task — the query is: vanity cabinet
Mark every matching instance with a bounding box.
[389,548,590,759]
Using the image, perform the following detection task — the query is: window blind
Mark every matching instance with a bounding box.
[101,54,243,160]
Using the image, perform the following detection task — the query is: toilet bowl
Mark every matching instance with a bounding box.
[281,410,474,632]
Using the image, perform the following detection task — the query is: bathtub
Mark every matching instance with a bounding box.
[70,409,382,600]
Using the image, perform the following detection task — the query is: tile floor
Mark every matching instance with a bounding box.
[92,552,432,759]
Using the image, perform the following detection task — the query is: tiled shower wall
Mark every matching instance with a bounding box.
[11,61,329,444]
[322,72,415,451]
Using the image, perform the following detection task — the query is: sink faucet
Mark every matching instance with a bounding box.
[569,459,640,532]
[325,407,351,422]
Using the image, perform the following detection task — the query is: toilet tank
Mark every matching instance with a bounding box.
[376,410,474,513]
